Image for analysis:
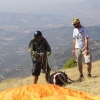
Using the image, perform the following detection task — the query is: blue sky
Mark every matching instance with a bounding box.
[0,0,85,13]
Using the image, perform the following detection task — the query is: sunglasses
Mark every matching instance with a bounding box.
[73,22,79,26]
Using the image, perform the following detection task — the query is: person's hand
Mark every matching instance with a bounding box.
[72,50,75,56]
[31,51,36,56]
[85,49,89,55]
[47,52,51,56]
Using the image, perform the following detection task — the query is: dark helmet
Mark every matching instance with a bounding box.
[34,30,42,38]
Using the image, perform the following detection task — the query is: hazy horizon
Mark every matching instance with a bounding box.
[0,0,85,13]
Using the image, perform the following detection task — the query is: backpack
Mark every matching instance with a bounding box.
[48,71,69,86]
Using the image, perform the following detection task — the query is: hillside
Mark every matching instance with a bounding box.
[0,60,100,96]
[0,26,100,82]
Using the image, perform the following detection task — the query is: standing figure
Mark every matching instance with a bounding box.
[29,30,51,84]
[72,18,92,82]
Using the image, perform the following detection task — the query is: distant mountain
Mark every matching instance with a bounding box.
[0,25,100,82]
[0,0,100,29]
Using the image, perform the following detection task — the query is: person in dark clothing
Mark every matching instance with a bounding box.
[29,30,51,84]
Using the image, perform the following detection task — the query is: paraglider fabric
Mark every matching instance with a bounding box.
[0,84,100,100]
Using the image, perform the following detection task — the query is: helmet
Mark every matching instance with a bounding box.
[72,18,80,24]
[34,30,42,38]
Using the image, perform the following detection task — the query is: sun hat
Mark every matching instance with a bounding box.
[72,18,80,24]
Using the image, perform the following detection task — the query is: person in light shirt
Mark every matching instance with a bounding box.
[72,18,92,82]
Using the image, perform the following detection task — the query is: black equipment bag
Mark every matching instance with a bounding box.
[48,71,69,86]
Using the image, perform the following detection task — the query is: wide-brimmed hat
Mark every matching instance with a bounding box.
[72,18,80,24]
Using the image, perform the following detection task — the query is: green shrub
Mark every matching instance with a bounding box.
[63,58,77,69]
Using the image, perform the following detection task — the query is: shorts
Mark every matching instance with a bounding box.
[75,48,92,66]
[31,60,51,76]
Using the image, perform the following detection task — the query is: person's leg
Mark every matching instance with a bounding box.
[45,73,48,83]
[33,76,38,84]
[45,71,50,83]
[86,62,92,77]
[45,64,51,83]
[77,64,84,82]
[87,62,92,75]
[32,62,41,84]
[75,49,83,76]
[78,64,83,75]
[84,52,92,77]
[75,49,84,81]
[77,67,84,82]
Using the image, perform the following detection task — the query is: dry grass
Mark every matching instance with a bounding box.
[64,60,100,96]
[0,60,100,96]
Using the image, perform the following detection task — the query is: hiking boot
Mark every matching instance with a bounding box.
[87,74,92,78]
[77,74,84,82]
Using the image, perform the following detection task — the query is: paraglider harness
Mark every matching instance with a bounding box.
[48,54,75,86]
[48,71,74,86]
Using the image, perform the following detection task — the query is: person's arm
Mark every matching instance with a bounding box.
[73,38,76,50]
[84,28,89,55]
[29,40,36,57]
[72,29,76,55]
[72,38,76,55]
[44,38,51,56]
[85,38,89,50]
[85,37,89,55]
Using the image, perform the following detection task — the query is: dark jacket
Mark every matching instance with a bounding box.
[29,37,51,62]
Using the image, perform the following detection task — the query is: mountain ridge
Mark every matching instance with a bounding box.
[0,0,100,28]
